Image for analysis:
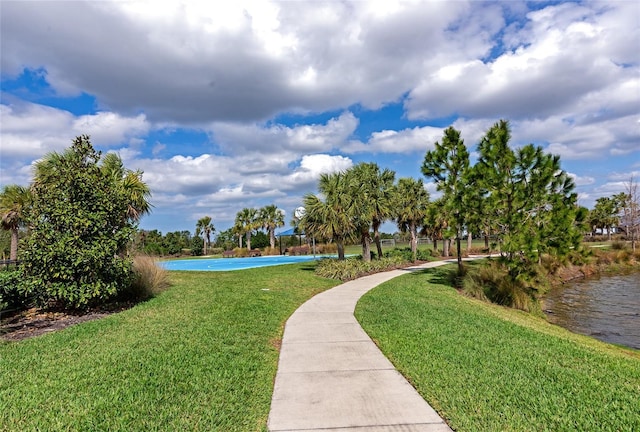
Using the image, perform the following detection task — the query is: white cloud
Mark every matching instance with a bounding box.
[607,171,640,182]
[567,172,596,187]
[514,114,639,160]
[210,112,358,155]
[0,102,150,160]
[594,182,627,196]
[116,151,353,229]
[0,0,492,122]
[405,1,639,121]
[287,154,353,184]
[344,125,443,154]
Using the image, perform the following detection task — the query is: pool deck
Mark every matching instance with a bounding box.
[267,258,487,431]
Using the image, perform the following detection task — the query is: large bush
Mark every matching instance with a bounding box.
[21,136,138,309]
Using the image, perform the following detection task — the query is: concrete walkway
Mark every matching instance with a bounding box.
[268,259,471,432]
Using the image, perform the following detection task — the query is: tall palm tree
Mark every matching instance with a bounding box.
[195,216,215,255]
[235,208,259,250]
[347,163,396,260]
[301,172,354,260]
[394,177,430,262]
[0,185,30,261]
[259,204,285,249]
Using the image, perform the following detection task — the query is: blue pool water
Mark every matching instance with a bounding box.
[159,254,334,271]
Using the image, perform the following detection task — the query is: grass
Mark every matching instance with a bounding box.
[0,263,340,431]
[356,265,640,432]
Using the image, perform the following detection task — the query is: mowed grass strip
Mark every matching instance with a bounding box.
[0,263,339,432]
[356,265,640,432]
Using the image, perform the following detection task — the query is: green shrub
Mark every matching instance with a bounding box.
[316,243,338,254]
[611,240,627,250]
[315,256,407,281]
[262,247,280,256]
[384,247,433,262]
[120,255,170,301]
[568,248,592,266]
[615,249,631,262]
[189,236,203,256]
[466,246,489,255]
[462,260,547,314]
[540,254,565,275]
[22,136,136,309]
[233,247,249,258]
[288,245,310,255]
[208,247,224,255]
[0,270,33,313]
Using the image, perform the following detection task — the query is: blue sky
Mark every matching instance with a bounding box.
[1,0,638,236]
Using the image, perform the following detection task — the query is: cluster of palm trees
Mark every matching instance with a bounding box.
[300,162,430,262]
[232,204,285,251]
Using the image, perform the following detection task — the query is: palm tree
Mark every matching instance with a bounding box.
[0,185,30,261]
[422,198,445,252]
[195,216,215,255]
[301,172,354,260]
[235,208,259,250]
[347,163,396,260]
[259,205,285,249]
[101,152,152,223]
[394,177,430,262]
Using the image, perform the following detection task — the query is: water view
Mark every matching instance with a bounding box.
[543,272,640,350]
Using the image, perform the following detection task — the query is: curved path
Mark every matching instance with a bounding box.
[267,259,481,432]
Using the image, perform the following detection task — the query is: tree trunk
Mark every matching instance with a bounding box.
[270,229,276,249]
[361,229,371,262]
[246,232,251,250]
[10,228,18,261]
[337,239,345,260]
[410,223,417,262]
[433,237,438,250]
[456,235,462,274]
[203,236,207,255]
[607,226,612,241]
[443,238,449,257]
[484,234,489,249]
[373,221,383,259]
[467,232,472,251]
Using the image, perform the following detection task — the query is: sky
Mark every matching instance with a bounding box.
[1,0,639,236]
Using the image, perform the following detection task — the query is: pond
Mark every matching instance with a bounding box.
[543,272,640,350]
[159,254,334,271]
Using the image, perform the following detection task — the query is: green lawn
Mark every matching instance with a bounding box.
[0,264,339,431]
[4,260,639,431]
[356,265,640,432]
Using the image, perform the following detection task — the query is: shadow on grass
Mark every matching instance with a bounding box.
[407,265,460,287]
[298,264,317,272]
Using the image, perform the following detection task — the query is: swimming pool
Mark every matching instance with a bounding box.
[159,254,334,271]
